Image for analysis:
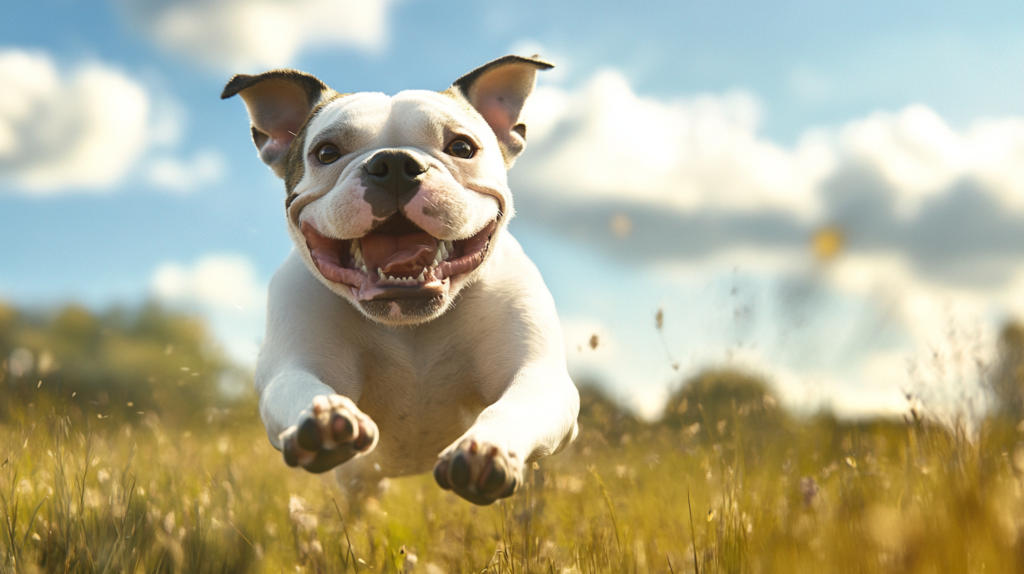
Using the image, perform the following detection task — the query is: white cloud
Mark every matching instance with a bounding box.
[146,149,225,193]
[836,106,1024,216]
[118,0,394,70]
[151,255,267,364]
[0,48,227,196]
[0,50,150,193]
[518,68,1024,224]
[519,70,835,219]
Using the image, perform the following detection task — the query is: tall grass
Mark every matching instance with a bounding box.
[3,395,1024,573]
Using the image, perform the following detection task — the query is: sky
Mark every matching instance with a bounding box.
[1,0,1022,420]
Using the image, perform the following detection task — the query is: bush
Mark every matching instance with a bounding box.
[0,301,249,425]
[662,368,791,457]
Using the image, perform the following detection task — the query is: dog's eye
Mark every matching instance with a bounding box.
[445,139,475,159]
[317,144,342,164]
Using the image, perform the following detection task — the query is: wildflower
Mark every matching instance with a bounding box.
[799,476,819,507]
[16,478,33,494]
[163,511,176,534]
[288,494,318,531]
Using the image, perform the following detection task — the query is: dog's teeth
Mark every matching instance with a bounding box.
[434,249,443,264]
[378,267,385,279]
[416,271,425,282]
[360,265,368,274]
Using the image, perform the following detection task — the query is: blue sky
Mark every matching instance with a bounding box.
[2,1,1022,418]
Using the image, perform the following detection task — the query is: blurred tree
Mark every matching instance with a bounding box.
[988,322,1024,422]
[663,368,789,446]
[0,301,248,424]
[574,379,644,443]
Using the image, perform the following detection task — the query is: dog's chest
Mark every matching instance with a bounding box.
[348,333,487,474]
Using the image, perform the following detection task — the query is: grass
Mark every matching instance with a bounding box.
[3,394,1024,574]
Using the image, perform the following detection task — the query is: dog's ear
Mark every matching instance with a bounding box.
[222,70,333,178]
[451,55,553,168]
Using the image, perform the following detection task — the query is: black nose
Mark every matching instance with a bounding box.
[364,150,428,198]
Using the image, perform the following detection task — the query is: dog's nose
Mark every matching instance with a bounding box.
[364,150,428,197]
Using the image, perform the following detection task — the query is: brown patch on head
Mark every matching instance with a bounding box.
[282,93,350,195]
[283,129,308,196]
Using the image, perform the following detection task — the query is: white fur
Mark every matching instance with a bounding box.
[257,236,579,488]
[238,57,578,504]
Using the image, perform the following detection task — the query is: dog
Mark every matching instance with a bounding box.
[221,55,580,505]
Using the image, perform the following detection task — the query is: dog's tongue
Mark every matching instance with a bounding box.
[361,232,438,276]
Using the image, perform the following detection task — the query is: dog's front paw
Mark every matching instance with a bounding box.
[279,395,378,474]
[433,438,521,505]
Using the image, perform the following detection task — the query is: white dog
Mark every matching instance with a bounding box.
[222,56,579,505]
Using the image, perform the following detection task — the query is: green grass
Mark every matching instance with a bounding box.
[3,396,1024,574]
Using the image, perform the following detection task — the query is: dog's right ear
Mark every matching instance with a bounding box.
[221,70,333,178]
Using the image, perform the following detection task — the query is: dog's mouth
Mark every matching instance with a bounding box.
[301,214,496,301]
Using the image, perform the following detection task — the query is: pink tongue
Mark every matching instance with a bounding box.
[361,232,438,276]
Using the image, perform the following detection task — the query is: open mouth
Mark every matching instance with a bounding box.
[301,214,496,300]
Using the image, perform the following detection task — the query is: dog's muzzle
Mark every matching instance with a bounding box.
[361,150,429,217]
[301,212,496,302]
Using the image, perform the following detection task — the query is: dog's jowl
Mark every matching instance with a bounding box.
[222,56,580,506]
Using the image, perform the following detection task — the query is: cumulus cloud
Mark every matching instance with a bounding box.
[514,69,1024,291]
[117,0,394,70]
[0,49,150,193]
[519,71,834,218]
[836,106,1024,216]
[519,71,1024,221]
[0,48,227,195]
[151,255,267,364]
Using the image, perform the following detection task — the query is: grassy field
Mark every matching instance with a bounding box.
[3,391,1024,574]
[3,304,1024,573]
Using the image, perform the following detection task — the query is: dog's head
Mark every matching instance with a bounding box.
[223,56,551,325]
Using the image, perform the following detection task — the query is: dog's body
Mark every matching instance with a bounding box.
[223,56,579,505]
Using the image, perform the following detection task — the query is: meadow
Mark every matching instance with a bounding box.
[3,304,1024,573]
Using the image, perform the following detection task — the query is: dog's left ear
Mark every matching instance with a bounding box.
[451,55,553,168]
